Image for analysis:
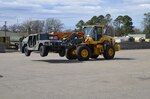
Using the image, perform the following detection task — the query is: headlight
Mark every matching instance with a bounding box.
[49,36,58,40]
[49,37,54,40]
[87,35,90,37]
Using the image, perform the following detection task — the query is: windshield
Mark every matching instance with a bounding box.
[83,26,103,40]
[40,33,58,40]
[40,34,50,40]
[83,27,94,38]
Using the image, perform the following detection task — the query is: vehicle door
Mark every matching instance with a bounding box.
[27,35,38,50]
[93,27,102,41]
[27,35,33,50]
[32,35,39,50]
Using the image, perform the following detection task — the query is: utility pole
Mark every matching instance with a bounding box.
[4,21,7,37]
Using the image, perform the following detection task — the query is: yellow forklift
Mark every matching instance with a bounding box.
[65,25,120,61]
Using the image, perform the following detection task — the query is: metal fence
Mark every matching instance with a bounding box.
[120,42,150,49]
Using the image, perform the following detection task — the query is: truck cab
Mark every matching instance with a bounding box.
[22,33,62,57]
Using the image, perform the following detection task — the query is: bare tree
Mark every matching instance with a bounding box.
[22,20,32,33]
[6,18,64,34]
[9,24,19,33]
[21,20,44,34]
[134,28,142,34]
[44,18,64,33]
[1,25,8,31]
[31,20,44,33]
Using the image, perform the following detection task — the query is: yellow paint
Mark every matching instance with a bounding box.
[108,48,114,56]
[81,49,88,58]
[114,44,120,51]
[78,25,120,58]
[72,49,76,55]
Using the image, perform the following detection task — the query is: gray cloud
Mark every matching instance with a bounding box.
[0,0,149,28]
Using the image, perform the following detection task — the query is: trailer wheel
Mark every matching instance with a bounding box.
[40,45,48,57]
[76,45,91,61]
[66,47,77,60]
[103,45,115,60]
[24,46,31,56]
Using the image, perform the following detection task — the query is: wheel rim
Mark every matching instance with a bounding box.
[71,49,76,55]
[81,49,88,58]
[108,48,114,56]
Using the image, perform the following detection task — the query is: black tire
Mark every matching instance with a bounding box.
[40,45,48,57]
[24,46,31,56]
[59,49,65,57]
[76,45,91,61]
[66,47,77,60]
[21,46,25,53]
[91,55,99,59]
[103,45,115,60]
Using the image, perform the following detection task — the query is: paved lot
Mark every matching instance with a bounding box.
[0,49,150,99]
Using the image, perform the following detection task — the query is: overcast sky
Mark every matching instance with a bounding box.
[0,0,150,29]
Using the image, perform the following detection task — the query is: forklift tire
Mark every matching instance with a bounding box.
[91,55,99,59]
[76,45,91,61]
[66,47,77,60]
[103,45,115,60]
[24,46,31,57]
[40,45,48,57]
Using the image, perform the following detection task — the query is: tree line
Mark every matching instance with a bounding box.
[0,12,150,38]
[76,12,150,38]
[0,18,64,34]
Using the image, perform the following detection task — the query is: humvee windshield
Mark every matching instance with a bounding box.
[40,34,49,40]
[40,33,58,40]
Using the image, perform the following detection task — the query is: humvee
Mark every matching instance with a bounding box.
[22,33,62,57]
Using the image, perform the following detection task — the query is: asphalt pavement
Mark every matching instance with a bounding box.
[0,49,150,99]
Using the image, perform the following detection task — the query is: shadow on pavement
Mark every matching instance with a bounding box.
[89,57,135,61]
[33,57,134,64]
[0,75,3,78]
[114,58,135,60]
[33,59,84,64]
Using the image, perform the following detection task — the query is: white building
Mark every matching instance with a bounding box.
[128,34,146,42]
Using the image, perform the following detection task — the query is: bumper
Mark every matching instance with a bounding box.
[44,41,62,52]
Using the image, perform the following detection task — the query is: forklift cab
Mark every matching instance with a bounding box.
[83,25,103,41]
